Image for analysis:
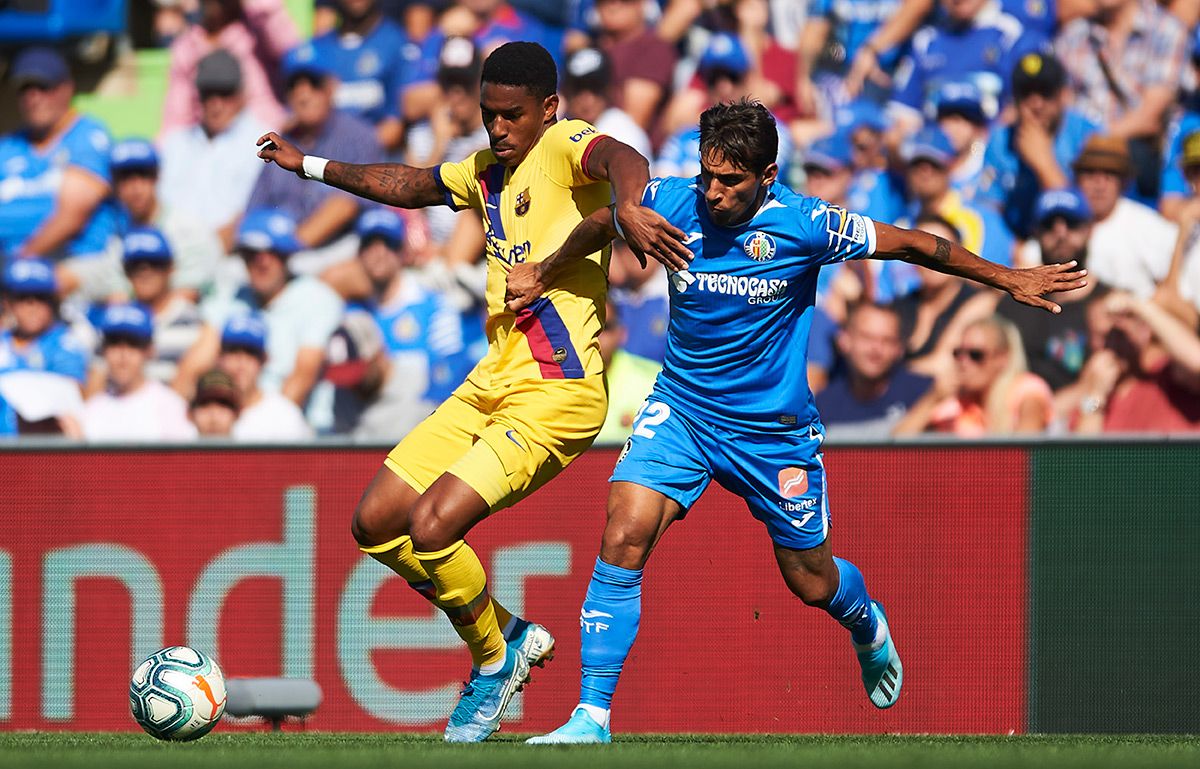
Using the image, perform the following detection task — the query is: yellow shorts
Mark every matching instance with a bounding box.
[384,374,608,512]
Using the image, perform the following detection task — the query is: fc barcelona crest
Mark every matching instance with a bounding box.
[515,187,531,217]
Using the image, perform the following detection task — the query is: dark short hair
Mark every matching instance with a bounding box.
[845,301,901,330]
[481,41,557,99]
[698,99,778,175]
[913,209,963,244]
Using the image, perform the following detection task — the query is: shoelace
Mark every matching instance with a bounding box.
[449,680,489,725]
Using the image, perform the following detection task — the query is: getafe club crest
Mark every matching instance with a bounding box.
[744,231,776,261]
[514,187,531,217]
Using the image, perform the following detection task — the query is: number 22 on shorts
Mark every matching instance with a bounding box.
[631,401,671,439]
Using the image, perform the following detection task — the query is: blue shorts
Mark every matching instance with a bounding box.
[609,398,830,550]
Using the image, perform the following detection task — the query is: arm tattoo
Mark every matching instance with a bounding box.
[932,235,953,264]
[323,162,444,208]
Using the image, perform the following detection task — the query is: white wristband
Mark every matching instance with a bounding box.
[302,155,329,182]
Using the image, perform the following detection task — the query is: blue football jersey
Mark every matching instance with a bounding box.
[640,176,876,431]
[0,323,89,436]
[0,114,116,258]
[310,18,411,126]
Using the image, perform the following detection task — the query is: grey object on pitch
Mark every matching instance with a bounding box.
[225,678,323,731]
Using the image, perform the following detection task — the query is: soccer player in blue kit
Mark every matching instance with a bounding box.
[505,100,1086,743]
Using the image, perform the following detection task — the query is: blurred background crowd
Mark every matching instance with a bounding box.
[1,0,1200,443]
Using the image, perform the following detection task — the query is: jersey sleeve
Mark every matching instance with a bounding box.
[802,198,878,265]
[433,152,482,211]
[541,119,607,188]
[66,121,113,185]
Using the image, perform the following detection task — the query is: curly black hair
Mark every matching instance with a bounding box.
[699,98,778,174]
[480,41,557,99]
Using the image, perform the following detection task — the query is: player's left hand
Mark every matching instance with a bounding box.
[504,262,545,314]
[615,203,692,272]
[1003,261,1088,313]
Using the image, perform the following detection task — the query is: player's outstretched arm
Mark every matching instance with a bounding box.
[256,132,445,209]
[505,205,618,313]
[583,136,691,271]
[872,221,1088,314]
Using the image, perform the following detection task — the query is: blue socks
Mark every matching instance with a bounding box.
[579,557,643,710]
[826,557,879,646]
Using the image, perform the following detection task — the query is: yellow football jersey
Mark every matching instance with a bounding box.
[434,119,613,387]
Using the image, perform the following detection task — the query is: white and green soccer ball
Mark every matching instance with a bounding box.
[129,646,226,741]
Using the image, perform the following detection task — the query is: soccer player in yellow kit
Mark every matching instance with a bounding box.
[256,42,690,742]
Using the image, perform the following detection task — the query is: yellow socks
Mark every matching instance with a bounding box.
[413,540,508,669]
[359,535,516,636]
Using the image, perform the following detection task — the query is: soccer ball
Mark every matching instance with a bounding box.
[129,646,227,741]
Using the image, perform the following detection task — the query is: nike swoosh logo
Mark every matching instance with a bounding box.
[506,429,523,449]
[581,609,613,619]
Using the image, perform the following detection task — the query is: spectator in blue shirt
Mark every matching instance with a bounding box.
[835,101,906,225]
[655,33,793,181]
[816,302,933,440]
[335,207,471,439]
[246,46,383,270]
[0,259,89,436]
[902,126,1016,272]
[309,0,412,152]
[801,0,903,108]
[1159,29,1200,222]
[978,52,1101,238]
[888,0,1043,136]
[0,47,120,301]
[608,237,668,365]
[931,80,992,202]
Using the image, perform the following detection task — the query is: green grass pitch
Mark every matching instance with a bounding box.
[2,733,1199,769]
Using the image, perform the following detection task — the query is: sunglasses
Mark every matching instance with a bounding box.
[1039,214,1088,231]
[7,292,53,304]
[953,347,990,364]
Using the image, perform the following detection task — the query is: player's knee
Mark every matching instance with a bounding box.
[350,493,406,548]
[407,500,457,553]
[787,572,837,607]
[599,520,656,570]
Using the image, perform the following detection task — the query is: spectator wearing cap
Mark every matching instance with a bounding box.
[405,35,490,179]
[589,0,676,134]
[978,52,1102,239]
[117,227,204,384]
[655,32,793,180]
[111,138,224,295]
[901,126,1016,278]
[216,314,313,441]
[81,304,196,442]
[160,0,299,138]
[562,47,652,162]
[0,47,121,301]
[833,102,906,226]
[931,80,991,201]
[308,0,411,152]
[887,0,1043,138]
[0,259,89,436]
[189,368,241,438]
[972,189,1105,394]
[178,209,344,408]
[246,43,383,273]
[1073,135,1179,299]
[1054,0,1186,200]
[158,49,271,253]
[337,207,471,439]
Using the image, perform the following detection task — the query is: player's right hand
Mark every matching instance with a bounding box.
[256,132,306,179]
[504,262,545,314]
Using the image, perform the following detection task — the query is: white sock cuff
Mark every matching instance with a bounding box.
[577,703,610,729]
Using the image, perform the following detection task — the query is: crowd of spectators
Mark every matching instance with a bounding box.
[3,0,1200,442]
